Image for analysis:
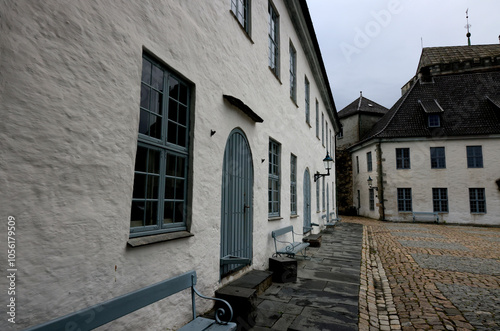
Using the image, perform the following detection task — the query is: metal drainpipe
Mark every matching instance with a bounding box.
[376,139,385,221]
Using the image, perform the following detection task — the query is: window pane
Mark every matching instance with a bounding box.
[149,114,162,139]
[165,177,175,199]
[146,175,159,199]
[175,179,185,199]
[140,84,150,109]
[151,65,164,91]
[132,174,146,198]
[130,201,145,228]
[167,121,178,144]
[178,126,187,148]
[179,83,188,105]
[144,201,157,226]
[135,146,148,172]
[169,76,179,99]
[147,149,161,174]
[150,90,162,114]
[168,99,178,121]
[141,58,152,84]
[164,201,174,223]
[176,157,185,177]
[139,110,149,135]
[178,105,187,125]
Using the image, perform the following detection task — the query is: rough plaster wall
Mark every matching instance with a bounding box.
[0,1,337,330]
[337,115,359,149]
[351,139,500,225]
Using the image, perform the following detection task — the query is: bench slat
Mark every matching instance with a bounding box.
[25,270,197,331]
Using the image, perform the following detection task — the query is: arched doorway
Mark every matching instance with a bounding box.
[220,129,253,278]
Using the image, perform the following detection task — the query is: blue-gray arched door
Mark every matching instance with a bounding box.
[220,129,253,278]
[303,169,311,233]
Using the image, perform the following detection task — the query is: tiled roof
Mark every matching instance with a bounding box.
[338,94,388,119]
[360,70,500,141]
[417,44,500,73]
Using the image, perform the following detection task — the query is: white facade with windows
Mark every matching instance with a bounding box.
[0,1,340,330]
[352,138,500,225]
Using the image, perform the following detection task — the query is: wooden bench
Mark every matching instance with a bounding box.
[412,211,439,223]
[325,213,341,227]
[272,225,309,258]
[25,270,237,331]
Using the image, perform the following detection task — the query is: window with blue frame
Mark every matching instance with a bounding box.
[316,179,320,212]
[367,152,372,172]
[466,146,483,168]
[430,147,446,169]
[432,188,448,212]
[315,100,319,138]
[231,0,251,34]
[369,189,374,211]
[130,54,190,236]
[469,188,486,213]
[290,154,297,215]
[396,148,410,169]
[289,42,296,102]
[268,139,281,216]
[428,114,440,127]
[268,2,279,77]
[305,76,310,124]
[397,188,412,212]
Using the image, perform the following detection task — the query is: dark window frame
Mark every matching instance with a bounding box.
[432,188,448,213]
[467,146,483,168]
[268,139,281,217]
[131,54,191,237]
[396,148,410,169]
[469,188,486,213]
[397,188,412,212]
[430,147,446,169]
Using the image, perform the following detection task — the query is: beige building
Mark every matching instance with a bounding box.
[0,1,340,329]
[351,45,500,225]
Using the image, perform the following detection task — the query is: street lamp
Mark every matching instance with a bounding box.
[367,176,378,190]
[314,152,334,182]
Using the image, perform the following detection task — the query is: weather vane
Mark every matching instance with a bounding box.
[465,8,471,46]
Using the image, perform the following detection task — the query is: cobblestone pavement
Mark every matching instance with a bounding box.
[345,216,500,331]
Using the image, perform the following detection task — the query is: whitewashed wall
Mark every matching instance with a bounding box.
[0,1,337,330]
[352,138,500,225]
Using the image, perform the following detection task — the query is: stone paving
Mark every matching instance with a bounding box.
[244,217,499,330]
[348,216,500,331]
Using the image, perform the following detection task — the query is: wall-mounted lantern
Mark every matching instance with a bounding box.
[367,176,378,190]
[314,152,334,182]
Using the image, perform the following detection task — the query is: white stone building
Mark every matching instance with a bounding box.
[0,1,340,329]
[351,45,500,225]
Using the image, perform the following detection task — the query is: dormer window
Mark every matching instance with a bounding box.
[418,99,444,128]
[428,114,441,127]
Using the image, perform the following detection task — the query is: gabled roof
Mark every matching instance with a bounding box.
[359,70,500,142]
[417,44,500,74]
[337,93,388,119]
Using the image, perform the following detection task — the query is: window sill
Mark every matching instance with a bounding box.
[127,231,194,247]
[229,10,254,44]
[290,97,299,108]
[290,214,299,219]
[268,67,282,84]
[268,216,283,221]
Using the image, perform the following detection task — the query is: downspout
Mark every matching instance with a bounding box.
[376,139,385,221]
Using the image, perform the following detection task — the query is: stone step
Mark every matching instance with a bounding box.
[303,233,322,247]
[213,270,273,324]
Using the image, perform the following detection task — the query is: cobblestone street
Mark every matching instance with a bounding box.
[347,216,500,331]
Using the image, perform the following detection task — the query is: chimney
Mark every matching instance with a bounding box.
[498,34,500,44]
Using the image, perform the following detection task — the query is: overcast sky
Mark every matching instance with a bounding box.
[306,0,500,111]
